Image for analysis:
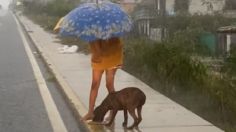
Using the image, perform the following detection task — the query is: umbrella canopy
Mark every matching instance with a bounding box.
[59,1,132,42]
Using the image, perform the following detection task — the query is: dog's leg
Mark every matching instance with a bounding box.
[127,108,138,129]
[137,106,143,125]
[105,109,117,127]
[122,109,128,127]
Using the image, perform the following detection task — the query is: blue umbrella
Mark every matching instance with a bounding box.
[59,1,132,42]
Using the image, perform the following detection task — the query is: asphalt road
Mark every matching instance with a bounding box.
[0,10,84,132]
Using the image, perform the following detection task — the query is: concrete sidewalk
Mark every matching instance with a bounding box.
[17,14,224,132]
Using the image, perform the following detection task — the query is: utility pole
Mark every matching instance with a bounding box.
[160,0,166,41]
[155,0,166,41]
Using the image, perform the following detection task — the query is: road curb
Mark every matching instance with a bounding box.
[14,13,106,132]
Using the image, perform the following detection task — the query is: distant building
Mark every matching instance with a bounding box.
[217,26,236,55]
[118,0,142,13]
[135,0,229,17]
[133,0,236,41]
[189,0,225,15]
[159,0,225,15]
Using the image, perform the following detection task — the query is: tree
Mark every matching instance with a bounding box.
[174,0,189,14]
[202,0,214,12]
[225,0,236,10]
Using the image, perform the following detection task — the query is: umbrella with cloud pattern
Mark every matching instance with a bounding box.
[59,1,132,42]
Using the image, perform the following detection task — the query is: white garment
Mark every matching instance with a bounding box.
[58,45,78,54]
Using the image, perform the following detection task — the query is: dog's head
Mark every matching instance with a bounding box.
[92,105,108,122]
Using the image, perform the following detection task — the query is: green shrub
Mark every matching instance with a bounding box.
[23,0,76,17]
[124,37,207,90]
[166,14,234,35]
[123,37,236,131]
[145,43,207,88]
[43,0,77,17]
[22,0,78,30]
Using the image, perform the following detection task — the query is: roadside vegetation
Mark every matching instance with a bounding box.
[18,0,236,131]
[21,0,78,30]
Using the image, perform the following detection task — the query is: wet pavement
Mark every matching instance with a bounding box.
[0,10,52,132]
[0,10,85,132]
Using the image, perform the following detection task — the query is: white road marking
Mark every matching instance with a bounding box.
[13,13,68,132]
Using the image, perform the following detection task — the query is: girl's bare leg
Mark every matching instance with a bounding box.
[105,68,117,93]
[82,69,104,121]
[104,68,117,122]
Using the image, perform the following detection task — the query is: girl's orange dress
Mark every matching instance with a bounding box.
[89,38,123,70]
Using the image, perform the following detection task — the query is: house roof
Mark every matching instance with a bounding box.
[217,25,236,33]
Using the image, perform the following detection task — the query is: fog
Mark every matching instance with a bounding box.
[0,0,11,9]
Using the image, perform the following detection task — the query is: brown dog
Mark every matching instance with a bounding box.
[93,87,146,129]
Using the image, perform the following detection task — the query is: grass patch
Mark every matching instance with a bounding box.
[123,37,236,132]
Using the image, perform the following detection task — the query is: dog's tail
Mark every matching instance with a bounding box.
[138,90,146,107]
[132,87,146,106]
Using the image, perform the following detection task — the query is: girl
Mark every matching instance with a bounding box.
[82,37,123,121]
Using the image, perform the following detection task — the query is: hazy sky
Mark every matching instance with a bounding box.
[0,0,11,9]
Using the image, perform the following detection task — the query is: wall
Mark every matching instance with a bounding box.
[164,0,225,15]
[189,0,225,14]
